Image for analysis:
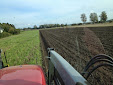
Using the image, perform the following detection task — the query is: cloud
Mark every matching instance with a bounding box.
[0,0,113,28]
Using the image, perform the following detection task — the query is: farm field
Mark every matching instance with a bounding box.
[40,26,113,85]
[68,22,113,28]
[0,30,42,66]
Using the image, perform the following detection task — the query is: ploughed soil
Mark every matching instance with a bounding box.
[40,26,113,85]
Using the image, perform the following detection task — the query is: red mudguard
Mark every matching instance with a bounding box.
[0,65,46,85]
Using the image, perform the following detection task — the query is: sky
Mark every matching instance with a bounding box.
[0,0,113,28]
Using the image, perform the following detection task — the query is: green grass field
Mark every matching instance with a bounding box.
[0,30,42,66]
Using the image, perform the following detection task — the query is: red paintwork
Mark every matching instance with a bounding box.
[0,65,46,85]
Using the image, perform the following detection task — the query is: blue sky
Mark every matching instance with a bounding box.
[0,0,113,28]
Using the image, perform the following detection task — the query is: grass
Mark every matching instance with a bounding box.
[0,30,42,66]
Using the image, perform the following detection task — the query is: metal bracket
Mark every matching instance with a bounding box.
[47,48,54,58]
[46,56,51,59]
[47,48,54,52]
[0,49,2,58]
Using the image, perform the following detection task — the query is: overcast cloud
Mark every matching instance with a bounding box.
[0,0,113,28]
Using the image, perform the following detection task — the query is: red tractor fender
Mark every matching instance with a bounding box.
[0,65,46,85]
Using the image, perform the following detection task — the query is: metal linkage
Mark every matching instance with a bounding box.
[82,54,113,79]
[0,49,9,69]
[0,49,4,69]
[86,63,113,79]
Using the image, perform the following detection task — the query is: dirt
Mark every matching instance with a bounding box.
[83,27,105,55]
[40,26,113,85]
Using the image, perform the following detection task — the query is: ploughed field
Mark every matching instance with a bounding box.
[40,26,113,85]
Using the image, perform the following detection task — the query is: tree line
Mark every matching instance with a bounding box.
[24,11,112,30]
[36,11,112,29]
[38,24,67,29]
[23,24,68,30]
[81,11,108,24]
[0,23,20,38]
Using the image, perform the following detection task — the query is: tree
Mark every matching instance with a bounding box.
[100,11,107,22]
[65,24,67,26]
[90,13,98,23]
[56,24,60,27]
[39,25,44,29]
[61,24,64,27]
[8,27,15,34]
[34,25,38,29]
[81,13,87,23]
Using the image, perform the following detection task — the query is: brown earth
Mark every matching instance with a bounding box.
[40,26,113,85]
[83,27,105,55]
